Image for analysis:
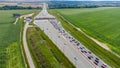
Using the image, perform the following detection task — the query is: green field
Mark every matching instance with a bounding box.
[54,7,120,55]
[0,10,38,68]
[49,7,120,68]
[27,27,75,68]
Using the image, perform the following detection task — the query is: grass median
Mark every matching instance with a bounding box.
[26,27,75,68]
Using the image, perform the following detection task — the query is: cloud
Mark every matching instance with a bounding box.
[1,0,120,1]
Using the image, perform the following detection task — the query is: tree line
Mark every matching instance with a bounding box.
[0,5,42,10]
[48,1,120,9]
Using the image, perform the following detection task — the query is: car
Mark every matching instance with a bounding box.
[81,50,84,53]
[88,51,92,54]
[63,33,66,36]
[62,30,65,33]
[95,59,99,63]
[58,36,60,38]
[65,35,69,38]
[74,41,78,43]
[93,58,99,64]
[64,43,66,45]
[94,61,98,65]
[81,50,87,53]
[72,39,75,41]
[96,58,99,60]
[76,43,80,46]
[80,47,85,49]
[71,37,73,39]
[101,64,107,68]
[88,56,93,60]
[84,51,87,53]
[69,36,71,39]
[70,40,73,42]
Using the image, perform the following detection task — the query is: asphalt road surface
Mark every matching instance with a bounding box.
[23,22,35,68]
[34,3,110,68]
[34,20,95,68]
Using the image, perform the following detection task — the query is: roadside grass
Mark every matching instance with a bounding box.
[6,42,25,68]
[0,10,38,24]
[0,19,25,68]
[0,10,38,68]
[53,7,120,55]
[20,10,40,68]
[29,10,40,25]
[49,10,120,68]
[27,27,75,68]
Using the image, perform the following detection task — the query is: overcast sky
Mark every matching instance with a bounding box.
[50,0,120,1]
[1,0,120,1]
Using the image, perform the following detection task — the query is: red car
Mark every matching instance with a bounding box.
[88,51,92,54]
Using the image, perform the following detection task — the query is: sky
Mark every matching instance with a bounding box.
[51,0,120,1]
[1,0,120,1]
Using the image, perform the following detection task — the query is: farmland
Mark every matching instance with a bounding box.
[54,7,120,55]
[26,27,75,68]
[50,7,120,68]
[0,10,38,68]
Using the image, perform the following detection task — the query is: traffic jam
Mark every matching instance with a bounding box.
[49,19,108,68]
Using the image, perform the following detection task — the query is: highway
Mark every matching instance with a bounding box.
[34,20,94,68]
[34,3,109,68]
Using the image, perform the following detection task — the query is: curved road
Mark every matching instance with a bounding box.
[23,21,35,68]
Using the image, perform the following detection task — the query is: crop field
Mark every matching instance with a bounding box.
[0,10,38,68]
[27,27,75,68]
[49,7,120,68]
[54,7,120,55]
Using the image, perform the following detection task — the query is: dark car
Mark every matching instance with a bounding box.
[94,61,98,65]
[69,36,71,39]
[81,50,87,53]
[88,56,93,60]
[72,39,75,41]
[76,43,80,46]
[96,58,99,60]
[80,47,85,49]
[74,41,78,43]
[58,36,60,38]
[95,58,99,62]
[101,64,107,68]
[95,59,99,63]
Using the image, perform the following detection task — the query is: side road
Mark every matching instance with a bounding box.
[23,21,35,68]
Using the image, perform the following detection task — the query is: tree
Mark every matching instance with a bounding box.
[13,13,21,18]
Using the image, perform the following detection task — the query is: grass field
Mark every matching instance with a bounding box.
[27,27,75,68]
[54,7,120,55]
[0,10,39,68]
[49,8,120,68]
